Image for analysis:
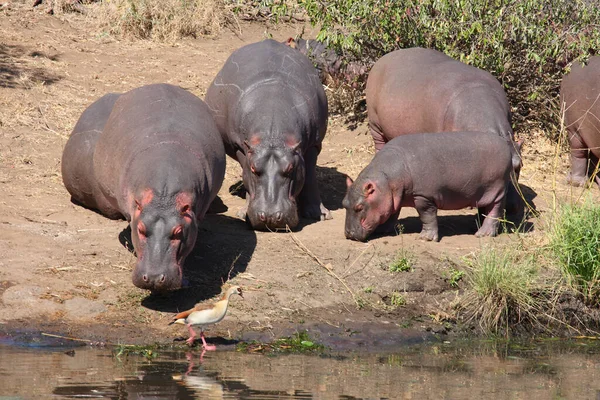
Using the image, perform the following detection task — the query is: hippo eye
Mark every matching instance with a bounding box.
[250,163,258,175]
[172,225,183,241]
[283,163,293,176]
[137,222,147,238]
[354,204,364,213]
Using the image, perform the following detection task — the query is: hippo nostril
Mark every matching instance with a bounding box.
[259,212,266,222]
[142,274,148,282]
[159,275,165,283]
[275,212,282,222]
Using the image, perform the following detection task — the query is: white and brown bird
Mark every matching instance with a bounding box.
[170,285,243,350]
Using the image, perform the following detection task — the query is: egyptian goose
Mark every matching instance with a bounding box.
[170,285,243,350]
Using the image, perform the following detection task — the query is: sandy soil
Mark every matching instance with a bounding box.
[0,2,595,347]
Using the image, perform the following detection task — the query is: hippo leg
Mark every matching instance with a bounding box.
[475,200,504,237]
[235,149,250,220]
[566,130,591,187]
[369,121,387,152]
[414,196,439,242]
[299,146,332,221]
[375,210,401,234]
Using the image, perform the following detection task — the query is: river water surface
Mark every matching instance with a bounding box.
[1,334,600,399]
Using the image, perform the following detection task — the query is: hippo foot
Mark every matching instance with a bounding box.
[301,203,332,221]
[475,225,498,238]
[236,206,248,220]
[418,229,439,242]
[566,172,589,188]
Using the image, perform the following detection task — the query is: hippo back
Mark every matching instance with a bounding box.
[93,83,225,219]
[366,47,512,141]
[205,39,327,155]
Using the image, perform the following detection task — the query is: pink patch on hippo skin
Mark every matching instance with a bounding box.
[284,135,301,151]
[249,135,261,147]
[176,192,194,222]
[129,189,154,221]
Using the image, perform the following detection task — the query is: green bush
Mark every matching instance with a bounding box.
[549,202,600,304]
[299,0,600,136]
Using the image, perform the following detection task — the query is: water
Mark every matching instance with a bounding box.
[1,335,600,399]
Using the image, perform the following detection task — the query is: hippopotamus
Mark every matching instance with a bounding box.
[205,39,330,230]
[284,37,367,87]
[343,131,513,242]
[560,56,600,187]
[62,83,226,291]
[366,47,523,213]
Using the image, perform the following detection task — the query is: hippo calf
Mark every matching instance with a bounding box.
[205,39,330,230]
[366,47,522,213]
[343,132,513,242]
[560,56,600,187]
[62,83,226,291]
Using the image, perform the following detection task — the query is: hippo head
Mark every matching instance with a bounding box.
[342,175,394,242]
[243,136,305,230]
[129,190,198,291]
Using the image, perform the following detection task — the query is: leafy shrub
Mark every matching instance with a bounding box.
[549,201,600,304]
[299,0,600,136]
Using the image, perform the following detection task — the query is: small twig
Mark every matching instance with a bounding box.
[341,243,375,279]
[226,253,241,282]
[287,226,358,303]
[41,332,94,344]
[22,215,66,226]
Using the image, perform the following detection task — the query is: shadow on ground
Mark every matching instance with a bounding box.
[140,213,257,312]
[0,43,62,88]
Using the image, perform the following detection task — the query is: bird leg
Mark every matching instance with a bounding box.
[200,331,216,351]
[186,324,196,346]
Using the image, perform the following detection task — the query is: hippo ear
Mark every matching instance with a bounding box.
[286,37,297,48]
[515,139,524,153]
[243,140,253,154]
[363,182,375,198]
[346,175,354,188]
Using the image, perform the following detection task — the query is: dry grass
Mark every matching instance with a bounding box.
[96,0,236,42]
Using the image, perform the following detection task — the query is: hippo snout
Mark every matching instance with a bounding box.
[345,228,368,242]
[248,202,299,230]
[257,210,285,226]
[132,265,182,292]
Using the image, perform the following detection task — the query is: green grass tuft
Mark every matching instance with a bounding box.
[549,201,600,304]
[114,344,159,360]
[460,246,540,335]
[389,249,414,273]
[236,331,325,354]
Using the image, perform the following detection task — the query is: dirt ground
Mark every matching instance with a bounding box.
[0,2,595,348]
